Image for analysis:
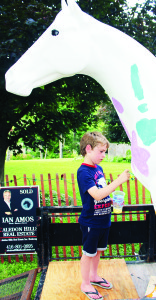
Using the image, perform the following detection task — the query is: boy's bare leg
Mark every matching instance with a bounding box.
[90,250,101,282]
[90,251,112,288]
[81,254,103,299]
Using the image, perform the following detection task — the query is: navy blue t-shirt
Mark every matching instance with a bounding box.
[77,163,111,228]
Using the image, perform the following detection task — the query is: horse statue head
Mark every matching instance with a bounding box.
[5,0,93,96]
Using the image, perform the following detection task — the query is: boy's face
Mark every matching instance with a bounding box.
[87,143,107,165]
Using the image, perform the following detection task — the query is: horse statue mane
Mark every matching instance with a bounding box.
[5,0,156,209]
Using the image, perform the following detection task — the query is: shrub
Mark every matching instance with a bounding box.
[112,156,123,162]
[125,155,131,163]
[10,153,33,160]
[47,152,59,159]
[126,149,131,156]
[126,149,131,162]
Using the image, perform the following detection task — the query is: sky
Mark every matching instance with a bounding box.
[127,0,145,7]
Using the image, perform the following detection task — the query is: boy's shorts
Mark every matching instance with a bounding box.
[80,225,110,257]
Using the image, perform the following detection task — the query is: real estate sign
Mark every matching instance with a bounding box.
[0,186,40,254]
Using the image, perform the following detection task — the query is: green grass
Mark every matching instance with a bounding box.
[0,256,39,299]
[5,157,151,204]
[5,158,132,199]
[5,158,132,206]
[5,157,131,183]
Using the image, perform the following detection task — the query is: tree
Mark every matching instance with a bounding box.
[1,0,153,185]
[126,0,156,55]
[97,101,130,143]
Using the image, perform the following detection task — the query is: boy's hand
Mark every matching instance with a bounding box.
[118,169,130,185]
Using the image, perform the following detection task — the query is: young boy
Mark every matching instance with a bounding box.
[77,132,130,300]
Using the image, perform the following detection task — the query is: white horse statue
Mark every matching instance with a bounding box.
[5,0,156,209]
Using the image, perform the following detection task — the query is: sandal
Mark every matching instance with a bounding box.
[81,288,103,300]
[91,278,113,289]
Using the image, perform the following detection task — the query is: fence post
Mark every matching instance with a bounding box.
[147,206,155,262]
[71,173,82,257]
[40,174,46,206]
[63,174,75,258]
[56,173,67,259]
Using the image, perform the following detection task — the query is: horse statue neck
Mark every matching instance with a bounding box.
[79,14,155,101]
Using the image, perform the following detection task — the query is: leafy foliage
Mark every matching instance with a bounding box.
[98,101,130,143]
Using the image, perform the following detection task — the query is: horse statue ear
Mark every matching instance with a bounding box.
[61,0,67,10]
[67,0,82,12]
[61,0,82,16]
[67,0,84,23]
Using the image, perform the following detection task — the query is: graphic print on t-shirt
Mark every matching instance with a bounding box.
[94,172,111,216]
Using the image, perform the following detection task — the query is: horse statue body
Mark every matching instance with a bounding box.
[5,0,156,209]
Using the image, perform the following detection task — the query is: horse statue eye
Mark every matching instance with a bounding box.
[51,29,59,36]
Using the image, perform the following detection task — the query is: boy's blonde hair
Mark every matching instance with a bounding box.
[80,131,109,157]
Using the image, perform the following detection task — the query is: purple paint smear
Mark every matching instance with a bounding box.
[131,131,150,177]
[112,98,150,177]
[112,97,124,114]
